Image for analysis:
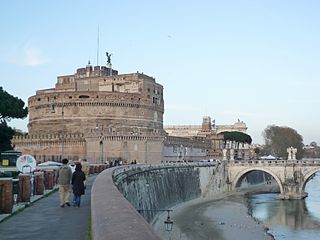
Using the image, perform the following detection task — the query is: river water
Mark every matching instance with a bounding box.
[247,173,320,240]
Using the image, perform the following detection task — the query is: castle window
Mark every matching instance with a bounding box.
[69,96,72,99]
[147,88,150,92]
[79,95,90,99]
[37,98,41,101]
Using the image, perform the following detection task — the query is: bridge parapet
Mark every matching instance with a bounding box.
[230,159,320,166]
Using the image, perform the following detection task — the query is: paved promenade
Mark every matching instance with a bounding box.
[0,176,95,240]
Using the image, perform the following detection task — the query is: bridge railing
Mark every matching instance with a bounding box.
[229,159,320,166]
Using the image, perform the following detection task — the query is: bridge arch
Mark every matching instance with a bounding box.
[232,167,284,195]
[300,167,320,193]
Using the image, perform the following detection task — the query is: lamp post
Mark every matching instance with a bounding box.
[137,209,173,231]
[51,103,64,160]
[99,133,104,164]
[61,104,64,160]
[96,124,104,164]
[164,210,174,231]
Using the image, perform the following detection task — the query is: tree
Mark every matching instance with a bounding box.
[263,125,304,159]
[0,87,28,152]
[0,121,15,151]
[0,87,28,122]
[220,131,252,145]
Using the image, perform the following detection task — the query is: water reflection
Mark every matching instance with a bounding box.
[247,173,320,239]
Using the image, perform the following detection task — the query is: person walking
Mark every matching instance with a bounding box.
[57,158,72,208]
[72,163,86,208]
[80,159,90,186]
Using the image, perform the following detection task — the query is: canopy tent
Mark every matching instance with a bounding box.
[260,155,276,160]
[38,161,62,166]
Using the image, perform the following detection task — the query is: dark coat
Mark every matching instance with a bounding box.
[72,170,86,196]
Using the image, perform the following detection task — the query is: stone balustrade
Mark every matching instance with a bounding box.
[229,158,320,166]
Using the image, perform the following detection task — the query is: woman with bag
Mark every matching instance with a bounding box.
[71,163,86,208]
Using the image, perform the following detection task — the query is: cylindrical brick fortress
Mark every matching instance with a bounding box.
[13,64,166,164]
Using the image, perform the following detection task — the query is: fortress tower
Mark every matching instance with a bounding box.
[13,62,166,164]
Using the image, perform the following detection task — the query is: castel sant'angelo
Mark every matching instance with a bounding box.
[13,56,248,164]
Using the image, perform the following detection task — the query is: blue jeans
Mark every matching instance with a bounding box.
[73,193,81,207]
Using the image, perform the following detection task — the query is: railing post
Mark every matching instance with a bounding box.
[18,174,31,202]
[44,170,54,190]
[0,178,13,214]
[34,172,44,195]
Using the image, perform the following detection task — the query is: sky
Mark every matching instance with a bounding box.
[1,0,320,144]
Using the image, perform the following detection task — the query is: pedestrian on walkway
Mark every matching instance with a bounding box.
[72,163,86,208]
[80,159,90,186]
[57,158,72,208]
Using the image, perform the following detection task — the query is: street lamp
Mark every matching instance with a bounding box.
[99,133,104,164]
[137,209,173,231]
[61,104,64,160]
[51,103,64,160]
[164,210,173,231]
[96,124,104,164]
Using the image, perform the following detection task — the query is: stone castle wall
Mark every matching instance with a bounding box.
[13,64,167,164]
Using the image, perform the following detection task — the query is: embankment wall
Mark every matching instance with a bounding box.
[91,163,226,240]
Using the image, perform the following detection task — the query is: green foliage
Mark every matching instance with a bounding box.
[0,87,28,121]
[220,131,252,144]
[0,87,28,151]
[263,125,304,159]
[0,121,15,151]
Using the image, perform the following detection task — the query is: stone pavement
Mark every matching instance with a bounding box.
[0,176,96,240]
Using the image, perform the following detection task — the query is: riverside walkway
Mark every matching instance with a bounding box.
[0,176,95,240]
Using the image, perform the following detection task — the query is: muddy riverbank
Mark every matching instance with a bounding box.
[153,188,276,240]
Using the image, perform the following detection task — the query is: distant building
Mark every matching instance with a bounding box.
[165,116,249,159]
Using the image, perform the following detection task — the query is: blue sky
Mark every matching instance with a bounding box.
[1,0,319,144]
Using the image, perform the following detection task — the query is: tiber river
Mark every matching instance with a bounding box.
[248,172,320,239]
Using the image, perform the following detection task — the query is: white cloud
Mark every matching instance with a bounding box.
[23,46,46,66]
[2,42,47,67]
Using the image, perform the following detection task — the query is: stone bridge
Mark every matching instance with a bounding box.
[227,159,320,199]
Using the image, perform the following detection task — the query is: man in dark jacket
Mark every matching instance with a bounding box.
[57,158,72,207]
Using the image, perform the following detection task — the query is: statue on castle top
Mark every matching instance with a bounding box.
[106,52,112,65]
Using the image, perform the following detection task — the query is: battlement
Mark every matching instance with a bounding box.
[74,65,118,78]
[13,133,84,141]
[164,136,211,148]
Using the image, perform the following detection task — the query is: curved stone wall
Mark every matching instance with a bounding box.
[28,91,164,135]
[91,163,226,239]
